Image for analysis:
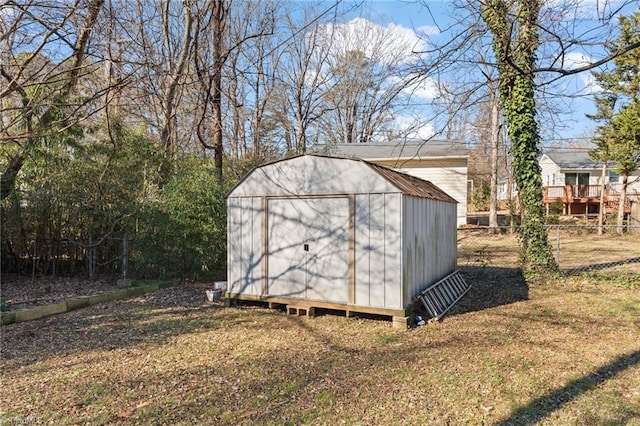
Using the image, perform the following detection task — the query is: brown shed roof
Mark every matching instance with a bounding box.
[365,161,457,203]
[228,154,458,203]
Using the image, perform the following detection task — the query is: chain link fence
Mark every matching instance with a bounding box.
[458,225,640,273]
[4,225,639,280]
[0,236,128,280]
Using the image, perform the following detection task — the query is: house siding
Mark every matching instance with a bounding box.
[372,158,467,227]
[540,155,561,186]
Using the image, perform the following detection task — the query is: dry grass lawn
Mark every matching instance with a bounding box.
[458,228,640,273]
[1,269,639,425]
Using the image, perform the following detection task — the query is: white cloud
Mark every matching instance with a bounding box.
[386,74,440,100]
[417,25,440,36]
[543,0,630,19]
[580,73,603,95]
[321,17,428,65]
[0,5,19,25]
[564,52,602,94]
[393,115,435,140]
[564,52,591,70]
[405,76,440,100]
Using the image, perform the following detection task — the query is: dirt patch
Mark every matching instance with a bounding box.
[0,275,215,312]
[1,274,124,311]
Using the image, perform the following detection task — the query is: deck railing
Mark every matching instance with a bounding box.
[543,185,603,200]
[543,186,640,213]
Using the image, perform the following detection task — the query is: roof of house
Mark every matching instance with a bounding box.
[316,140,469,161]
[543,150,601,169]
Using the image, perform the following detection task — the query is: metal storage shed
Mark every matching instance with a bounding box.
[226,154,459,326]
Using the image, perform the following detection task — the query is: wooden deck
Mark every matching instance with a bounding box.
[224,293,411,328]
[543,185,639,215]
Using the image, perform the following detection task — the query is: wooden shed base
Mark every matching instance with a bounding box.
[224,293,410,328]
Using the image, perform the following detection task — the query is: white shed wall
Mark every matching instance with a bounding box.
[402,196,457,306]
[354,193,402,310]
[228,196,264,296]
[266,197,350,303]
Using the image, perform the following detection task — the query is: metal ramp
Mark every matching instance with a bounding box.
[417,269,471,321]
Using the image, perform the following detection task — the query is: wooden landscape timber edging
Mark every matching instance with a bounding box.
[0,281,177,326]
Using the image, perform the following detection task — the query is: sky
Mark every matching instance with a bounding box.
[4,0,635,147]
[325,0,640,146]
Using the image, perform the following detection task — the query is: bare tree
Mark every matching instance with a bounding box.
[1,0,106,200]
[106,0,196,179]
[314,16,427,145]
[159,0,194,169]
[191,0,282,182]
[274,4,339,153]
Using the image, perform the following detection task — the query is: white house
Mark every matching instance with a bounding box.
[540,150,640,192]
[499,149,640,215]
[322,140,469,227]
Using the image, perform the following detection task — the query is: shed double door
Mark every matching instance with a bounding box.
[267,197,349,303]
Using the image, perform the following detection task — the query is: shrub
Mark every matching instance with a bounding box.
[471,181,490,211]
[132,156,229,280]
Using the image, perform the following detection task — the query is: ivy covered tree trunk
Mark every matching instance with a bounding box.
[508,72,556,270]
[481,0,557,271]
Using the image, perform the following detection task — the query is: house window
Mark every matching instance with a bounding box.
[609,171,619,183]
[565,172,589,185]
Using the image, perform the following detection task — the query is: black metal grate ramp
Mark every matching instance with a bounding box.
[417,269,471,321]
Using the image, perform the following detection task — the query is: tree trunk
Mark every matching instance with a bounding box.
[489,89,500,231]
[598,162,607,235]
[617,173,628,235]
[481,0,556,271]
[212,0,226,184]
[159,1,194,179]
[296,117,306,154]
[0,153,24,201]
[229,56,242,160]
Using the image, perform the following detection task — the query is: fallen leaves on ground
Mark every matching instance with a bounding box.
[1,274,639,425]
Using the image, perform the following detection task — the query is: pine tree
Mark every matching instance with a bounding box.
[589,11,640,234]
